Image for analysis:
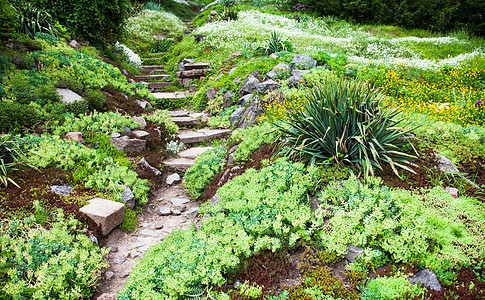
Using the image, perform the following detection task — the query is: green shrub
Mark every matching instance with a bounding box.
[0,102,41,133]
[53,111,139,136]
[0,210,108,299]
[120,160,319,299]
[83,88,106,111]
[143,110,179,135]
[0,0,19,42]
[120,208,139,232]
[231,122,279,162]
[183,146,227,200]
[276,79,416,177]
[207,115,230,129]
[361,276,424,300]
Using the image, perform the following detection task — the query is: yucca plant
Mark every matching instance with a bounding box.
[14,3,58,38]
[276,79,417,177]
[0,134,31,187]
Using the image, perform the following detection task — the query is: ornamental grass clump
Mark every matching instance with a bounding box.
[277,79,416,177]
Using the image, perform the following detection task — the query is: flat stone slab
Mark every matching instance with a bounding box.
[178,128,231,144]
[80,198,125,236]
[56,88,83,104]
[132,130,150,139]
[163,158,195,172]
[184,62,211,70]
[169,110,189,117]
[146,82,173,89]
[152,92,187,100]
[134,74,171,81]
[171,198,190,206]
[171,116,199,126]
[178,146,212,159]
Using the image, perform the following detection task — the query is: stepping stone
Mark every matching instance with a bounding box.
[140,64,165,70]
[171,116,199,126]
[178,146,212,159]
[151,92,187,100]
[80,198,125,236]
[184,62,211,70]
[177,128,231,144]
[135,74,171,81]
[169,110,189,117]
[171,198,190,206]
[157,206,171,216]
[139,229,158,237]
[145,82,173,89]
[163,158,195,172]
[177,69,212,78]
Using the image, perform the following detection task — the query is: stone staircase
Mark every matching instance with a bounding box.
[136,64,174,92]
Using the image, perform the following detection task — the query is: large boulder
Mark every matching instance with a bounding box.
[110,136,146,153]
[239,75,260,97]
[290,54,317,70]
[407,269,442,292]
[237,94,253,106]
[238,96,263,129]
[56,88,83,104]
[230,107,246,127]
[264,63,290,80]
[256,80,281,94]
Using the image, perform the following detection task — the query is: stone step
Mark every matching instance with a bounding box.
[140,65,165,70]
[135,74,171,81]
[146,82,174,89]
[184,62,211,70]
[169,110,190,117]
[178,128,231,144]
[163,158,196,172]
[171,116,199,126]
[178,146,213,159]
[177,69,212,78]
[152,92,187,100]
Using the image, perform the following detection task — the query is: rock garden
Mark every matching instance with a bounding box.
[0,0,484,299]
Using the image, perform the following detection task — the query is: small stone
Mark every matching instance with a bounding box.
[228,52,242,61]
[105,270,115,280]
[189,84,198,92]
[113,255,126,265]
[166,173,181,185]
[175,205,186,212]
[133,241,146,248]
[155,222,164,229]
[407,269,442,292]
[290,54,317,70]
[110,136,146,153]
[132,116,147,129]
[239,74,260,97]
[111,132,121,138]
[139,229,158,237]
[437,154,459,174]
[65,132,85,144]
[171,198,190,206]
[229,67,237,76]
[50,185,73,196]
[109,246,118,253]
[80,198,125,236]
[171,208,182,216]
[132,130,150,139]
[157,206,171,216]
[444,187,459,199]
[210,10,218,15]
[69,40,79,47]
[186,207,199,219]
[141,222,151,228]
[345,245,364,263]
[120,271,130,278]
[124,126,131,133]
[206,88,217,101]
[121,186,135,209]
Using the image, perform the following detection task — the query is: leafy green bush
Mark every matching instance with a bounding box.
[0,0,19,42]
[120,160,319,299]
[207,115,230,129]
[361,276,424,300]
[143,110,179,135]
[277,79,415,177]
[231,122,279,162]
[0,102,41,133]
[0,210,108,299]
[183,146,227,200]
[83,88,106,111]
[53,111,139,136]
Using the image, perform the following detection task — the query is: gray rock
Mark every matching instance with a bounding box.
[238,96,263,129]
[291,69,310,76]
[171,198,190,206]
[230,107,246,127]
[171,208,182,215]
[407,269,442,292]
[141,222,151,228]
[111,132,121,138]
[345,245,364,263]
[133,241,146,248]
[124,126,131,133]
[437,154,459,174]
[174,205,186,212]
[155,222,164,229]
[288,72,306,88]
[120,271,130,278]
[132,130,150,139]
[178,62,185,71]
[140,229,158,237]
[178,146,212,159]
[213,73,223,81]
[105,270,115,280]
[237,94,252,106]
[239,75,260,97]
[113,255,126,265]
[444,187,459,198]
[132,116,147,129]
[206,88,217,101]
[50,185,73,196]
[157,206,171,216]
[56,88,83,104]
[189,84,198,92]
[109,245,118,253]
[69,40,79,47]
[264,63,290,80]
[256,80,281,94]
[186,207,199,219]
[110,136,146,153]
[183,58,195,64]
[250,70,262,79]
[136,100,152,109]
[227,153,234,165]
[291,54,317,70]
[80,198,125,236]
[223,91,235,108]
[121,186,135,209]
[138,158,162,176]
[194,34,206,42]
[96,293,116,300]
[233,76,242,83]
[210,194,221,206]
[229,67,237,76]
[166,173,181,185]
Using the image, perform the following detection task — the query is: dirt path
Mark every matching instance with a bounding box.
[93,182,200,298]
